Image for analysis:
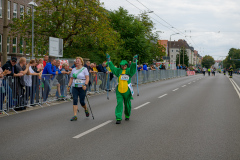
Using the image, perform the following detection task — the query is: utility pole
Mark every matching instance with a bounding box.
[178,47,180,65]
[183,47,184,67]
[2,0,8,64]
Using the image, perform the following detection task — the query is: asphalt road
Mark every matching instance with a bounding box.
[0,73,240,160]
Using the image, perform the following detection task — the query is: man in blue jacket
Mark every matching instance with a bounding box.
[42,59,58,102]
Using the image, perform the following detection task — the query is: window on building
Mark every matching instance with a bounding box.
[0,34,2,52]
[0,0,2,18]
[7,37,10,53]
[20,38,23,54]
[13,37,17,53]
[20,5,24,19]
[176,50,179,52]
[7,1,10,20]
[172,50,173,52]
[13,3,17,18]
[171,55,173,58]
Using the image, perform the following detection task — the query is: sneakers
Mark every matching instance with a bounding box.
[116,120,121,124]
[125,118,129,121]
[85,110,90,117]
[70,116,77,121]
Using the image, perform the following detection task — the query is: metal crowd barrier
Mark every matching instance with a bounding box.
[0,74,70,115]
[131,69,186,84]
[40,74,70,106]
[1,70,186,115]
[87,69,186,93]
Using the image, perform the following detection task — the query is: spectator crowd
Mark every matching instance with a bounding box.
[0,57,190,114]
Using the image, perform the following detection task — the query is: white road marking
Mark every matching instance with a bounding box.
[182,85,186,87]
[158,94,168,98]
[229,78,240,99]
[193,81,195,82]
[172,88,179,91]
[188,82,191,84]
[73,120,113,139]
[134,102,151,110]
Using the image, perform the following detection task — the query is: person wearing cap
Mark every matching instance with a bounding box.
[107,54,137,124]
[1,57,24,110]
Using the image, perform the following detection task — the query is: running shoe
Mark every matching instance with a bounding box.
[85,110,89,117]
[70,116,77,121]
[116,120,121,124]
[125,118,129,121]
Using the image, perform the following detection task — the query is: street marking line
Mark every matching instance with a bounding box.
[134,102,150,110]
[229,78,240,99]
[193,81,195,82]
[188,82,191,84]
[231,79,240,92]
[172,88,179,91]
[158,94,168,98]
[73,120,113,139]
[182,85,186,87]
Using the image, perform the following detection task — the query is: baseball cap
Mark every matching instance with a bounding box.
[11,57,17,62]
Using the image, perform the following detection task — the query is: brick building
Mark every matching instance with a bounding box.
[0,0,33,61]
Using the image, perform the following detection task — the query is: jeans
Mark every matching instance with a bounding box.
[56,85,66,98]
[0,79,13,110]
[43,79,50,102]
[25,86,33,105]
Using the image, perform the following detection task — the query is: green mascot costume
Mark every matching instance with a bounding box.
[107,54,137,124]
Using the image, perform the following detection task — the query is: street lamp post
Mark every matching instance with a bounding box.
[28,1,38,60]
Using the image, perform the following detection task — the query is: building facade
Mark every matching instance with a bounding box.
[158,40,168,60]
[168,39,193,65]
[0,0,33,61]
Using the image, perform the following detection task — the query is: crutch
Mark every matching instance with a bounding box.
[135,55,140,96]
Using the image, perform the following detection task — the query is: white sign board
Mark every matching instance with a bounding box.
[49,37,63,57]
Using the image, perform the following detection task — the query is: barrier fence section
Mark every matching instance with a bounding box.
[0,74,70,115]
[187,71,196,76]
[1,69,186,115]
[87,69,186,92]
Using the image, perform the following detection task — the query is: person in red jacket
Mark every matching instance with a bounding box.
[43,55,49,68]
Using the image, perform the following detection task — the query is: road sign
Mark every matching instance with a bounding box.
[49,37,63,57]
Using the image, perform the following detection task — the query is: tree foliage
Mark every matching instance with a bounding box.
[9,2,165,64]
[223,48,240,69]
[202,55,215,69]
[176,47,189,67]
[9,0,121,63]
[108,8,165,64]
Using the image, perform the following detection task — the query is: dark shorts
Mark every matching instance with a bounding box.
[72,87,86,106]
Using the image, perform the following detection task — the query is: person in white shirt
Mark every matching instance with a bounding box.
[68,57,89,121]
[24,60,40,106]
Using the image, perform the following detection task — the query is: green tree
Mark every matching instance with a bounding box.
[108,8,165,64]
[176,47,189,67]
[201,55,215,69]
[223,48,240,69]
[9,0,121,62]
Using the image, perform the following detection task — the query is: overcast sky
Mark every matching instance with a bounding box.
[100,0,240,60]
